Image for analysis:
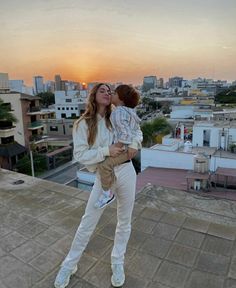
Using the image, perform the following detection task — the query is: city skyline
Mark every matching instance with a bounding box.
[1,0,236,85]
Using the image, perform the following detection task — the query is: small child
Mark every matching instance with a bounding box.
[94,84,142,209]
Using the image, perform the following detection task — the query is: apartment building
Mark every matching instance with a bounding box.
[0,91,53,148]
[55,90,86,119]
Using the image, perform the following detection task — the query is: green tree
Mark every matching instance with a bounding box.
[215,86,236,104]
[16,153,47,176]
[0,98,17,122]
[141,117,172,147]
[37,92,55,107]
[152,118,172,134]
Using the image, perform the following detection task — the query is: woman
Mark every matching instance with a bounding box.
[54,83,142,288]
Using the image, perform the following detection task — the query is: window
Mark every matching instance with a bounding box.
[66,107,69,110]
[61,113,66,118]
[203,130,210,147]
[50,126,58,131]
[66,99,72,102]
[62,107,65,110]
[71,107,74,110]
[75,107,78,110]
[58,107,60,110]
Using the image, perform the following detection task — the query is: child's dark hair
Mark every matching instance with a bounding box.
[115,85,140,108]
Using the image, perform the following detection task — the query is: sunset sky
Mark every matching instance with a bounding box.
[1,0,236,85]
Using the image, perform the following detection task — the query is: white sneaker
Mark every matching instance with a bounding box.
[111,264,125,287]
[94,191,115,209]
[54,265,77,288]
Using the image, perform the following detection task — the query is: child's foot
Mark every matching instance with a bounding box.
[94,190,115,209]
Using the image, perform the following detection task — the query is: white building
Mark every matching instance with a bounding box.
[170,104,213,120]
[141,117,236,173]
[55,90,87,119]
[192,121,236,150]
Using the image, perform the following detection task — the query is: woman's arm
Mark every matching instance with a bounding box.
[73,120,110,165]
[73,120,123,165]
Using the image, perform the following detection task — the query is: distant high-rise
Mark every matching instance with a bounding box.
[169,77,183,88]
[142,76,157,92]
[55,74,62,91]
[0,72,10,92]
[45,81,55,93]
[157,78,164,88]
[61,80,68,91]
[33,76,44,94]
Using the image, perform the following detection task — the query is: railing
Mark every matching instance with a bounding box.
[28,106,41,113]
[0,125,15,130]
[27,121,43,128]
[29,134,43,142]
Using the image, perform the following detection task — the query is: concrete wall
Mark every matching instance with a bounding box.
[141,148,236,172]
[141,148,194,171]
[210,156,236,171]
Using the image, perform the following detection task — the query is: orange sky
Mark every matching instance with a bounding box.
[1,0,236,85]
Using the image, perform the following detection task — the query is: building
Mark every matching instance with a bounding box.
[192,120,236,150]
[55,90,86,119]
[168,77,183,88]
[157,78,164,88]
[45,81,55,93]
[33,76,44,95]
[55,74,62,91]
[142,76,157,92]
[0,99,26,170]
[9,79,34,95]
[0,73,10,92]
[0,91,53,148]
[170,104,213,120]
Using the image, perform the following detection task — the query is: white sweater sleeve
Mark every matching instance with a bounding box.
[73,120,110,166]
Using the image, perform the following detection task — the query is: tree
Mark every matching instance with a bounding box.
[215,86,236,104]
[15,153,47,176]
[37,92,55,107]
[141,117,172,147]
[141,121,154,146]
[0,98,17,122]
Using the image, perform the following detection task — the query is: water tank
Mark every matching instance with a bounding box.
[193,153,208,173]
[184,141,193,153]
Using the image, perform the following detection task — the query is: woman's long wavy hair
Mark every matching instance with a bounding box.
[73,83,112,146]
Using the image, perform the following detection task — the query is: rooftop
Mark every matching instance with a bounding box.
[0,168,236,288]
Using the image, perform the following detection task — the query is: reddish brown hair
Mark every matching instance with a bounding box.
[115,85,140,108]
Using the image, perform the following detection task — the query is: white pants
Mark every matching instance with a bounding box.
[62,161,136,269]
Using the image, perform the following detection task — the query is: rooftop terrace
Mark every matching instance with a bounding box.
[0,169,236,288]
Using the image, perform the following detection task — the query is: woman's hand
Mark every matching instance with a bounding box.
[109,144,123,157]
[128,147,137,159]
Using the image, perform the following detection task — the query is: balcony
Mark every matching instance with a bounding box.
[27,121,44,130]
[0,127,15,138]
[29,134,48,143]
[0,122,15,137]
[27,106,41,115]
